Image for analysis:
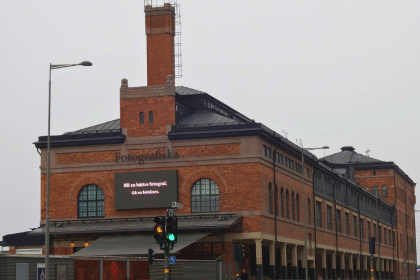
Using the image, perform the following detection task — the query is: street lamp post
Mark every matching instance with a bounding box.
[302,146,329,280]
[45,61,92,280]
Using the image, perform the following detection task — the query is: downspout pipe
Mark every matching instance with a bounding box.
[358,189,362,280]
[313,172,317,280]
[333,177,338,280]
[272,136,278,280]
[394,172,399,280]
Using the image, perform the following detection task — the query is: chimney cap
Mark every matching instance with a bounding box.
[341,146,355,152]
[121,78,128,87]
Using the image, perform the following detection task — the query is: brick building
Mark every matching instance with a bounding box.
[3,2,416,280]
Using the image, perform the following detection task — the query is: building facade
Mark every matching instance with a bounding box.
[3,2,417,280]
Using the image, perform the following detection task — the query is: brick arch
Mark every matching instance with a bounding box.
[181,170,228,195]
[68,174,113,200]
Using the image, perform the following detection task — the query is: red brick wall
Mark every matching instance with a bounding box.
[174,144,240,158]
[53,247,72,255]
[145,7,175,86]
[55,144,241,165]
[41,163,261,220]
[120,96,175,137]
[57,151,118,165]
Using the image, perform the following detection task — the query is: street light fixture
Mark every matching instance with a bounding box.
[45,61,92,280]
[302,146,329,280]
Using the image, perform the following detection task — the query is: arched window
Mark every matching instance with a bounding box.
[191,179,219,213]
[292,192,295,220]
[296,194,300,222]
[268,184,273,214]
[286,190,290,219]
[372,186,378,196]
[280,188,285,218]
[78,184,104,218]
[382,186,388,197]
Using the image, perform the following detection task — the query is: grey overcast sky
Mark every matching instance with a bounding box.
[1,0,419,257]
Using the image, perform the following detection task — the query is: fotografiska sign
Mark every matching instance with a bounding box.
[115,148,179,164]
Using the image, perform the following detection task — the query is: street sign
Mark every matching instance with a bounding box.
[169,255,176,265]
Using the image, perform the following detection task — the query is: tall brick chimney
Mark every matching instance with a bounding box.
[145,3,175,86]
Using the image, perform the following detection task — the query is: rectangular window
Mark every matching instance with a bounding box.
[316,202,322,228]
[373,224,377,240]
[140,112,144,123]
[353,216,357,237]
[393,232,395,246]
[345,213,350,235]
[367,221,371,238]
[307,168,310,178]
[384,228,387,245]
[296,163,303,174]
[263,145,272,159]
[149,111,153,123]
[360,218,364,239]
[290,159,294,170]
[389,229,391,245]
[336,209,342,232]
[274,151,282,163]
[325,176,331,185]
[327,205,332,230]
[378,226,381,243]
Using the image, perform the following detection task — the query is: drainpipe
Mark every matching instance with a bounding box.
[313,172,317,280]
[273,139,278,280]
[394,171,399,280]
[357,189,362,280]
[333,174,339,280]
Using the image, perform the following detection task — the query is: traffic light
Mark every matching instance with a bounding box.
[369,237,375,255]
[153,216,166,244]
[233,244,245,262]
[166,216,178,246]
[148,248,154,265]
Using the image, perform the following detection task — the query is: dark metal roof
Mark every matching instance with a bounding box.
[72,232,210,257]
[178,111,245,128]
[321,149,383,164]
[34,132,125,149]
[64,119,120,135]
[2,231,45,246]
[29,214,242,235]
[175,86,207,95]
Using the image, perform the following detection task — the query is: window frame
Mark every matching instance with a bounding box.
[345,213,350,235]
[316,201,322,228]
[77,184,105,219]
[191,178,220,213]
[382,186,388,197]
[149,111,153,123]
[336,209,341,232]
[327,205,332,230]
[353,215,358,237]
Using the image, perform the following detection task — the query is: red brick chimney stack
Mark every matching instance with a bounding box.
[145,3,175,86]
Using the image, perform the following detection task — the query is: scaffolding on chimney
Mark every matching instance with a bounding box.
[144,0,183,79]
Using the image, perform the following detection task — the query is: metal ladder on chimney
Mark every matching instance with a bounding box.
[144,0,183,79]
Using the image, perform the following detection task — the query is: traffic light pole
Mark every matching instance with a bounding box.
[370,255,374,280]
[164,246,170,280]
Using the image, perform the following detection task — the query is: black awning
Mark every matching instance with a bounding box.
[30,214,242,235]
[72,232,210,257]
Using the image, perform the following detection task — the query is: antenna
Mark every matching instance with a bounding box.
[282,130,288,139]
[365,149,370,157]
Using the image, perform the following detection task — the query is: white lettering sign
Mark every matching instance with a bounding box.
[16,248,43,255]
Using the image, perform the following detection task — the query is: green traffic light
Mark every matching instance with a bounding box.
[167,233,176,242]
